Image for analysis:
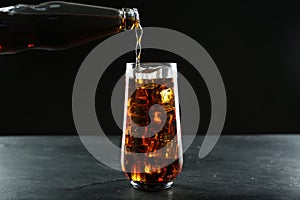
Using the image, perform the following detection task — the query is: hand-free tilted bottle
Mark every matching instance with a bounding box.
[0,1,140,54]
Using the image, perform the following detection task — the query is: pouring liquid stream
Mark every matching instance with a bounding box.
[135,24,143,68]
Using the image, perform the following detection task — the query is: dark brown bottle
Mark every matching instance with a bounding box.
[0,1,140,54]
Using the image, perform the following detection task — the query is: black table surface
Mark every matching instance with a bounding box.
[0,135,300,200]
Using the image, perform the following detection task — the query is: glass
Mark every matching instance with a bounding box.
[121,63,183,191]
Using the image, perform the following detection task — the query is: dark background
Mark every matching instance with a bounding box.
[1,0,300,135]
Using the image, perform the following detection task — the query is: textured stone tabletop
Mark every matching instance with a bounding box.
[0,135,300,200]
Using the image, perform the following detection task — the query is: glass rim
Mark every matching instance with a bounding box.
[126,62,177,70]
[126,62,177,66]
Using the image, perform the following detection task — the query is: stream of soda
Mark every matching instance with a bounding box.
[135,24,143,68]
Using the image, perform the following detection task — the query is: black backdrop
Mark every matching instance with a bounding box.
[1,0,300,135]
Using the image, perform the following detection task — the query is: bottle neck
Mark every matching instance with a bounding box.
[120,8,140,30]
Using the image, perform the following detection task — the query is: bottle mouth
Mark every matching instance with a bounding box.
[121,8,140,30]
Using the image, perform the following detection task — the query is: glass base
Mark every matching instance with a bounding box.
[130,180,173,192]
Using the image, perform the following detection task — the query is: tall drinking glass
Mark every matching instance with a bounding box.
[121,63,183,191]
